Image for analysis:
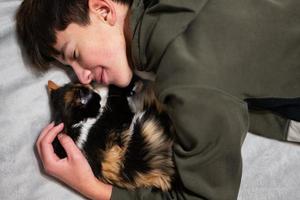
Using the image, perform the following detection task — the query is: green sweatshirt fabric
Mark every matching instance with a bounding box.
[111,0,300,199]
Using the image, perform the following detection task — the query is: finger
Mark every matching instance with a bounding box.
[39,123,64,163]
[37,122,55,146]
[57,134,82,160]
[36,122,55,156]
[42,123,64,145]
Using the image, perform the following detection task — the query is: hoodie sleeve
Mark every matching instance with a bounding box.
[111,85,249,200]
[248,110,290,141]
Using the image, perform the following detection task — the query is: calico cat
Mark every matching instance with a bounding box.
[47,77,175,191]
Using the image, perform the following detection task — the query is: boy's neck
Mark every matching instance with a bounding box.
[118,3,133,69]
[112,1,133,69]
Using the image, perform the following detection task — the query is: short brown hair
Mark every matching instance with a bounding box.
[16,0,132,70]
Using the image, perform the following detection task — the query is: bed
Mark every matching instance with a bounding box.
[1,1,300,199]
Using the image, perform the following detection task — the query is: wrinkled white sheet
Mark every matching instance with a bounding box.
[1,1,300,199]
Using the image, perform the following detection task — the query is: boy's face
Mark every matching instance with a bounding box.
[53,2,132,87]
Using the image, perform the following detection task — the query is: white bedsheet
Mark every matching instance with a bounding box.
[1,1,300,199]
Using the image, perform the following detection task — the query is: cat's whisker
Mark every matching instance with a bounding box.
[106,105,112,112]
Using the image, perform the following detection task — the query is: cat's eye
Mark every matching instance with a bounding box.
[129,84,139,96]
[129,90,136,96]
[80,97,88,105]
[79,90,88,105]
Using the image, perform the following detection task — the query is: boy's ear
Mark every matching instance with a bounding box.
[88,0,116,26]
[48,80,60,93]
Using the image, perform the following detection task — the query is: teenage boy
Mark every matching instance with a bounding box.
[16,0,300,199]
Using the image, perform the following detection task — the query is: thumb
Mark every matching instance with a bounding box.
[57,134,82,159]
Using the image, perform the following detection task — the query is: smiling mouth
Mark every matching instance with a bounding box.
[95,67,109,85]
[99,71,103,83]
[95,68,103,83]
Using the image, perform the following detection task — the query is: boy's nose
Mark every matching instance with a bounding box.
[72,65,93,84]
[78,69,93,84]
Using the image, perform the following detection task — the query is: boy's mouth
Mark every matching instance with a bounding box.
[95,68,103,83]
[96,68,109,85]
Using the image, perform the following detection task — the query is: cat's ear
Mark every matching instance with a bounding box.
[47,80,60,93]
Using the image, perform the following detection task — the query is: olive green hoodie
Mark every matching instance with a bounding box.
[111,0,300,199]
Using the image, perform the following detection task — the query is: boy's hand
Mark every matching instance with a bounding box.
[36,122,112,200]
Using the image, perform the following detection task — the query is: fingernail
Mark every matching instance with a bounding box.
[58,134,63,139]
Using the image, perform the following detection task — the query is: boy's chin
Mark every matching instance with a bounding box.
[115,74,133,88]
[114,79,131,88]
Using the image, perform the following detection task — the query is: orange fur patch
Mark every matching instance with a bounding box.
[101,130,131,185]
[64,90,75,104]
[101,145,124,184]
[135,170,172,191]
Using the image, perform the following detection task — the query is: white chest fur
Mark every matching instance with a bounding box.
[73,85,109,149]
